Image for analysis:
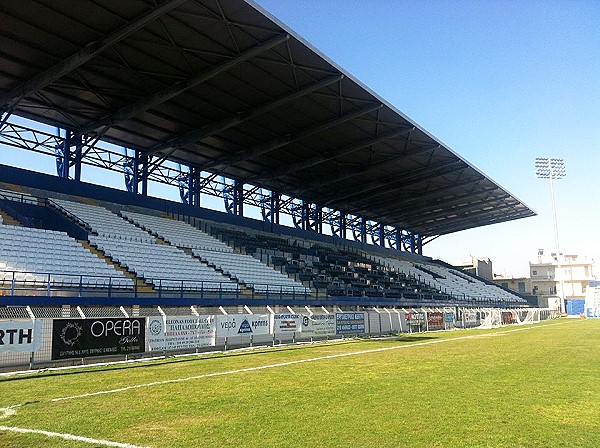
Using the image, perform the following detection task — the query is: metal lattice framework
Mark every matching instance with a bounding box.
[0,0,535,254]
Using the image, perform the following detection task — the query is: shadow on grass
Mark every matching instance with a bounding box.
[2,335,439,382]
[368,334,439,344]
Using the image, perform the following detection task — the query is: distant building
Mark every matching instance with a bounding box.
[494,276,532,295]
[454,258,493,280]
[530,249,595,313]
[493,275,537,306]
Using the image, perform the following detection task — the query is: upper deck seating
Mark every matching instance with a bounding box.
[119,212,308,295]
[121,211,231,252]
[51,199,154,242]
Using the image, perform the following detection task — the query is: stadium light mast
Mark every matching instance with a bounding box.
[535,157,566,313]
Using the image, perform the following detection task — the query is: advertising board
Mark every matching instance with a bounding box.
[427,312,444,330]
[301,314,336,337]
[51,318,145,360]
[147,315,215,351]
[272,314,302,333]
[336,312,365,335]
[0,320,42,353]
[215,314,270,338]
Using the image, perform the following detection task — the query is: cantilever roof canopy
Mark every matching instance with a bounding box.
[0,0,535,237]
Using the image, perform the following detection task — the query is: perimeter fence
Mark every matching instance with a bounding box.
[0,306,557,372]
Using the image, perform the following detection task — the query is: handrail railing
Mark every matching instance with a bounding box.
[0,268,528,308]
[0,269,313,301]
[46,198,93,232]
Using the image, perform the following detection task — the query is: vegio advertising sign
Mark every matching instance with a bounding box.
[215,314,270,338]
[51,318,145,360]
[301,314,336,337]
[147,316,216,351]
[0,320,42,353]
[272,314,302,333]
[335,312,365,335]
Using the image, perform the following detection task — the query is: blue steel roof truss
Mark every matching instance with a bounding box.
[0,0,535,242]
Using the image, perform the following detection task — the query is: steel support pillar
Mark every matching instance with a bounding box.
[55,129,83,180]
[131,150,148,195]
[233,180,244,217]
[271,192,280,225]
[73,136,83,181]
[360,217,367,244]
[190,167,201,207]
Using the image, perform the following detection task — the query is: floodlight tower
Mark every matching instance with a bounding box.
[535,157,566,313]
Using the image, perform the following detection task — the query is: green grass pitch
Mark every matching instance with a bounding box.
[1,318,599,447]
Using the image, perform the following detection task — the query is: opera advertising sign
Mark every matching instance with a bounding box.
[0,320,42,353]
[52,318,145,360]
[215,314,271,338]
[300,314,336,337]
[147,315,216,351]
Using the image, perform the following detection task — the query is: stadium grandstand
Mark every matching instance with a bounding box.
[0,0,547,369]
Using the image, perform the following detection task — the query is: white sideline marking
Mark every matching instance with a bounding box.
[0,425,149,448]
[49,324,554,404]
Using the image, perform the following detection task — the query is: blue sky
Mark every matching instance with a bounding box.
[2,0,599,277]
[252,0,600,276]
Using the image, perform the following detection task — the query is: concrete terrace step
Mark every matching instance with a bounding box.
[79,240,154,293]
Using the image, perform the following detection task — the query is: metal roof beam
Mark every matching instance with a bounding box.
[375,176,490,211]
[250,126,415,183]
[396,188,504,218]
[417,208,534,236]
[143,73,343,157]
[379,188,503,225]
[380,185,500,222]
[300,140,437,191]
[344,176,486,216]
[322,157,462,206]
[0,0,188,110]
[399,195,513,223]
[202,102,382,171]
[77,33,290,136]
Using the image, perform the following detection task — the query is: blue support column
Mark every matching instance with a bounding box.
[128,150,148,195]
[272,192,280,225]
[55,129,71,179]
[301,201,309,231]
[379,223,385,248]
[140,154,148,196]
[73,135,82,182]
[290,200,303,229]
[261,190,281,226]
[307,204,322,233]
[233,180,244,217]
[191,167,201,207]
[360,217,367,244]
